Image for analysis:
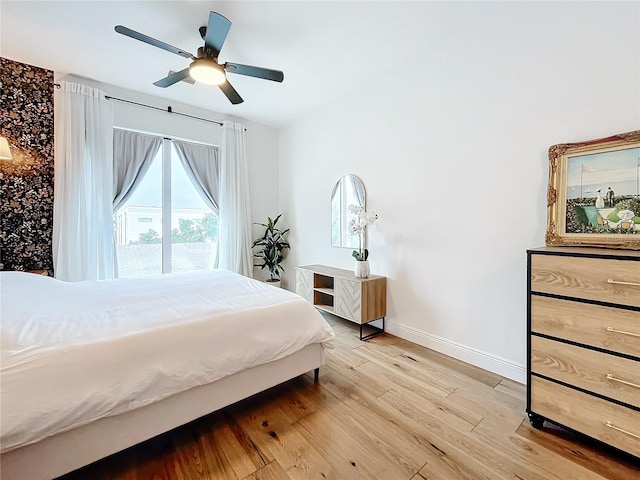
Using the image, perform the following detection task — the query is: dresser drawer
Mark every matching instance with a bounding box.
[530,254,640,308]
[531,336,640,408]
[531,296,640,358]
[530,376,640,458]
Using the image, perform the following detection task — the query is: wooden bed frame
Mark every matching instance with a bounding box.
[0,343,324,480]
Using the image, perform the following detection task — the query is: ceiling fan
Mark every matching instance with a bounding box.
[114,11,284,105]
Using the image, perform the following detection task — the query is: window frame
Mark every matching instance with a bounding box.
[114,132,219,277]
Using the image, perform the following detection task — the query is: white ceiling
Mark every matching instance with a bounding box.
[0,0,441,128]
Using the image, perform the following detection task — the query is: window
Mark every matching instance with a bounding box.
[114,138,218,278]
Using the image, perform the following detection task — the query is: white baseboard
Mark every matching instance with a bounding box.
[385,321,527,384]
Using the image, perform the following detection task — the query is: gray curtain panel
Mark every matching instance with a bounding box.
[112,129,162,213]
[173,140,220,215]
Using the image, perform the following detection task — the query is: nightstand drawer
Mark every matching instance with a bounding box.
[530,296,640,358]
[531,254,640,308]
[530,376,640,458]
[531,336,640,408]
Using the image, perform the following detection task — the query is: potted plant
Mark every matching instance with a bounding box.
[252,214,290,287]
[348,205,378,278]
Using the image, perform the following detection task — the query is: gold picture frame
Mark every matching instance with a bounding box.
[546,130,640,249]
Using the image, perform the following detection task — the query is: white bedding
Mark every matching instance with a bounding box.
[0,270,335,453]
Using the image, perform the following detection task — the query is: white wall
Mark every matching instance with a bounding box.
[279,1,640,382]
[56,74,280,279]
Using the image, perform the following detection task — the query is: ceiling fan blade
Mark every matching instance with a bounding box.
[115,25,195,60]
[202,11,232,57]
[219,80,244,104]
[224,62,284,82]
[168,70,195,85]
[153,68,190,88]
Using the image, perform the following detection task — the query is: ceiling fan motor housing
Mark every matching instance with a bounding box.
[197,46,215,60]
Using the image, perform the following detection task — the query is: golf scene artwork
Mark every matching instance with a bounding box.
[545,130,640,249]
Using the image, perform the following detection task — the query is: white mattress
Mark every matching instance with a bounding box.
[0,270,335,453]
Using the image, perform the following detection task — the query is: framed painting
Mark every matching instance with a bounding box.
[546,130,640,249]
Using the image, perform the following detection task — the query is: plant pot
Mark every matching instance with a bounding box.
[354,260,370,279]
[266,279,281,288]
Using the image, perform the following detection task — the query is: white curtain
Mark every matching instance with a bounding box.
[218,121,253,277]
[53,81,114,281]
[113,129,162,213]
[173,140,220,214]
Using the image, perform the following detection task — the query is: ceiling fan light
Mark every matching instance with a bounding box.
[189,58,226,85]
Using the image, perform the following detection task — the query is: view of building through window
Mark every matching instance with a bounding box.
[114,140,217,277]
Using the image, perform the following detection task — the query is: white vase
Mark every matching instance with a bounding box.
[266,279,281,288]
[354,260,370,278]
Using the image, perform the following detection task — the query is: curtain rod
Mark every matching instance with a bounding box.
[105,96,224,126]
[53,82,223,126]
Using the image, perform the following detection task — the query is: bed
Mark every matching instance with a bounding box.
[0,269,335,479]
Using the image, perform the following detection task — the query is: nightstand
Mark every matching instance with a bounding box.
[26,270,48,276]
[295,265,387,340]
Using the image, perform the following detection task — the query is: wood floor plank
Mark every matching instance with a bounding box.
[446,388,524,434]
[348,352,482,435]
[377,389,558,480]
[392,384,482,432]
[323,400,423,478]
[295,408,410,480]
[231,396,334,480]
[283,374,343,417]
[319,372,499,480]
[354,339,501,397]
[324,355,391,398]
[515,419,640,479]
[54,316,639,480]
[259,380,321,425]
[329,341,371,367]
[472,416,610,480]
[377,337,503,388]
[168,421,234,480]
[353,344,455,397]
[417,444,498,480]
[373,392,508,480]
[240,460,292,480]
[494,378,526,399]
[450,380,525,415]
[354,351,485,430]
[208,412,266,480]
[318,374,430,477]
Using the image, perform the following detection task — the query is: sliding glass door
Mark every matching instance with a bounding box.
[114,138,218,277]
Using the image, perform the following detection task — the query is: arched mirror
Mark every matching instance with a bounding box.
[331,174,365,248]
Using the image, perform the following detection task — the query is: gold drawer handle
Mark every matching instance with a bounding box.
[606,373,640,389]
[606,326,640,338]
[607,278,640,287]
[606,421,640,440]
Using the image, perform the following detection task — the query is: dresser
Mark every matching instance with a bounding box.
[527,247,640,458]
[295,265,386,340]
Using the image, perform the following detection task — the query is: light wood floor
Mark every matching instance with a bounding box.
[60,315,639,480]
